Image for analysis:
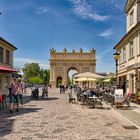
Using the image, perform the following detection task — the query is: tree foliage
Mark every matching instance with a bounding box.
[22,63,50,85]
[43,69,50,84]
[29,77,43,85]
[22,63,40,79]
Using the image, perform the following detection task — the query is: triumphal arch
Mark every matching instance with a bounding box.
[50,48,96,87]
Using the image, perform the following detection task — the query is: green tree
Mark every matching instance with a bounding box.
[43,69,50,84]
[22,63,41,81]
[29,77,43,85]
[22,63,50,85]
[68,76,71,85]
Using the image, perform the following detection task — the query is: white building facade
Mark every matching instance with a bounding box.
[114,0,140,98]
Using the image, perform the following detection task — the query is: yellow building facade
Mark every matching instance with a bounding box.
[114,0,140,99]
[0,37,17,95]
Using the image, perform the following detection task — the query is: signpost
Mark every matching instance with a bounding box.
[114,89,124,102]
[114,89,124,108]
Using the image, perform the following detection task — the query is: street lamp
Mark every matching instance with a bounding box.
[138,0,140,6]
[114,52,120,86]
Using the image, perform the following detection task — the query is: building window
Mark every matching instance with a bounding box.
[123,47,126,62]
[0,75,2,89]
[139,34,140,54]
[120,50,122,63]
[0,47,3,63]
[6,50,10,64]
[130,10,134,26]
[129,41,133,59]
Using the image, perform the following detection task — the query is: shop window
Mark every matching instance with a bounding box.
[0,75,2,89]
[0,47,3,63]
[6,50,10,64]
[139,35,140,54]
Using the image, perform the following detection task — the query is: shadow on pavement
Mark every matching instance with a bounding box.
[31,97,59,101]
[0,107,42,138]
[106,135,139,140]
[116,106,133,110]
[23,95,32,104]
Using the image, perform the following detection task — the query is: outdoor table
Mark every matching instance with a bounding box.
[88,96,98,108]
[80,93,88,105]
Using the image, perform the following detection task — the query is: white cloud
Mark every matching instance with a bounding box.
[14,57,50,69]
[98,29,113,37]
[37,7,48,14]
[69,0,110,21]
[103,0,125,10]
[93,0,125,11]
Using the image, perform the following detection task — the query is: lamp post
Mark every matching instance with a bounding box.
[138,0,140,7]
[113,52,120,87]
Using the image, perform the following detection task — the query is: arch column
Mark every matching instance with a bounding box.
[63,67,67,86]
[50,64,56,87]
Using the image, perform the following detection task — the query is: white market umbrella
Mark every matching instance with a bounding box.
[103,79,110,82]
[74,77,97,82]
[74,72,104,79]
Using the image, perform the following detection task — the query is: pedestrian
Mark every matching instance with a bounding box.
[18,80,23,105]
[9,78,20,113]
[23,83,27,94]
[42,83,48,98]
[34,83,39,99]
[49,84,52,88]
[60,84,62,94]
[62,85,65,93]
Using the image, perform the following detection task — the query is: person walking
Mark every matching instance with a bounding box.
[60,84,62,94]
[42,83,48,98]
[18,80,23,105]
[34,84,39,99]
[9,78,20,113]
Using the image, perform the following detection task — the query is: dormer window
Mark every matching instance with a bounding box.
[130,10,134,26]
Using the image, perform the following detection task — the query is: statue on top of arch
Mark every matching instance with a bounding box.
[50,48,56,53]
[72,49,75,53]
[80,48,83,53]
[90,48,96,53]
[63,48,67,52]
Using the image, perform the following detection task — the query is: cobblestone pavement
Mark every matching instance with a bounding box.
[0,88,140,140]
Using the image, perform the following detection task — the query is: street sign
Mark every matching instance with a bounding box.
[114,89,124,103]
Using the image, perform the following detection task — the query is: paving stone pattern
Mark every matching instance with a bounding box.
[0,88,140,140]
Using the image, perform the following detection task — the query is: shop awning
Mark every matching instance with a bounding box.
[0,66,17,73]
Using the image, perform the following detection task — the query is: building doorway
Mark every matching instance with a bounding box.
[56,77,62,88]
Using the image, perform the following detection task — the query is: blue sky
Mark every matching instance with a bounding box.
[0,0,127,73]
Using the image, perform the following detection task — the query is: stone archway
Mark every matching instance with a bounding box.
[50,48,96,87]
[67,66,79,86]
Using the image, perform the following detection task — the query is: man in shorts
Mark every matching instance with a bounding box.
[9,78,20,113]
